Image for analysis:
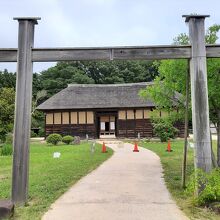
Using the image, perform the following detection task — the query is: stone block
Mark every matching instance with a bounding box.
[0,200,14,219]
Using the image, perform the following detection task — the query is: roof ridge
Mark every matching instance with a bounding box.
[67,82,153,87]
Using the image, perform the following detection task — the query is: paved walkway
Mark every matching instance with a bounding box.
[42,142,188,220]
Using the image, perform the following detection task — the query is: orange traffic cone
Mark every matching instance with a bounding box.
[166,139,172,152]
[133,142,139,152]
[102,142,107,153]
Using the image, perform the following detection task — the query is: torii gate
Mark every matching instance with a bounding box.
[0,15,219,204]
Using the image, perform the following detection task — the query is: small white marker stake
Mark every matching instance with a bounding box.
[53,152,61,158]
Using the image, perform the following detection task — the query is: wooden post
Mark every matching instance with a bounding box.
[12,17,40,205]
[183,15,212,172]
[181,60,190,188]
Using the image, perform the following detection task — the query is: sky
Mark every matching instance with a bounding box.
[0,0,219,73]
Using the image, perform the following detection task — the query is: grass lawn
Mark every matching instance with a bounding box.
[140,140,220,220]
[0,141,113,220]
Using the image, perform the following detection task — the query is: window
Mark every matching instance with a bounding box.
[144,110,150,119]
[79,112,86,124]
[110,121,115,130]
[54,113,61,124]
[136,110,143,119]
[87,111,94,124]
[101,122,105,130]
[46,113,53,124]
[118,110,126,119]
[62,112,69,124]
[71,112,77,124]
[127,110,134,119]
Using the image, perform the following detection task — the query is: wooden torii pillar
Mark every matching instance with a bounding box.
[183,15,212,172]
[12,17,40,204]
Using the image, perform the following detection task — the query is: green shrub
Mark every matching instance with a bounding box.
[151,118,178,142]
[31,131,38,138]
[1,144,13,156]
[38,128,45,137]
[46,133,62,145]
[62,135,74,145]
[186,169,220,206]
[5,133,13,144]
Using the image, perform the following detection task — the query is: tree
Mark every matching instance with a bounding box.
[0,69,16,89]
[140,24,220,166]
[38,60,159,98]
[0,88,15,141]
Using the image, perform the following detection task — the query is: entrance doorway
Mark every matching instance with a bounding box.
[99,115,116,138]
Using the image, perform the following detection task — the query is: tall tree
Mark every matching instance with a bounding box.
[38,60,159,99]
[140,24,220,166]
[0,87,15,141]
[0,69,16,89]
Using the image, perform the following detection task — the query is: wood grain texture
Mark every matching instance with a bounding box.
[32,46,191,61]
[188,17,212,172]
[12,19,36,205]
[1,45,220,62]
[0,49,17,62]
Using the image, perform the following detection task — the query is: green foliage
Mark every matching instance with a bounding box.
[62,135,74,145]
[38,60,158,98]
[205,24,220,44]
[31,131,38,138]
[5,133,13,144]
[38,128,45,137]
[140,24,220,122]
[186,169,220,206]
[46,133,62,145]
[173,33,189,45]
[151,116,178,142]
[1,144,13,156]
[139,24,220,161]
[0,69,16,89]
[0,87,15,141]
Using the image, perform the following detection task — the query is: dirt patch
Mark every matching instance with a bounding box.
[208,202,220,215]
[0,175,8,181]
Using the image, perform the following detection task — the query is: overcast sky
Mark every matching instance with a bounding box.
[0,0,219,73]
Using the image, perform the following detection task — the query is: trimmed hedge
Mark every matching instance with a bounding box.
[46,133,62,145]
[62,135,74,145]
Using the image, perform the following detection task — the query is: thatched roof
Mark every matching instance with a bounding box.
[37,82,155,110]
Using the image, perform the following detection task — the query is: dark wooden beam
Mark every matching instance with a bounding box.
[1,45,220,62]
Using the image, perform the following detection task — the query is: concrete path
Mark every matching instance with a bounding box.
[42,142,188,220]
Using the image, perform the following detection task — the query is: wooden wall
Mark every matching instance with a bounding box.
[45,111,96,138]
[117,109,153,138]
[44,108,185,139]
[117,109,185,138]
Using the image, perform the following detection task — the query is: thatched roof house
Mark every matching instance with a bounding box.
[37,82,184,138]
[37,82,154,110]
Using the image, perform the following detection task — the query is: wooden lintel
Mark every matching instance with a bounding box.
[1,45,220,62]
[206,45,220,58]
[32,46,191,61]
[0,49,17,62]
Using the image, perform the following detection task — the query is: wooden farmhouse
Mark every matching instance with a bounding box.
[37,82,184,139]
